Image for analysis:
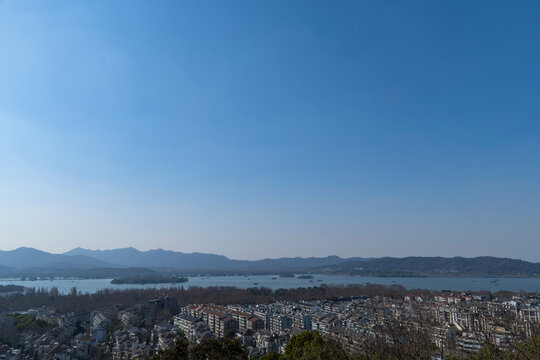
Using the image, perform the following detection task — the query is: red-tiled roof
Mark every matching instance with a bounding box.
[203,308,226,317]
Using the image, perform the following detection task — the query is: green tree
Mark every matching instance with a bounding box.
[190,337,248,360]
[471,335,540,360]
[282,331,351,360]
[259,351,282,360]
[153,333,190,360]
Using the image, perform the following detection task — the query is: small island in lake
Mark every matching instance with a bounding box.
[110,276,189,285]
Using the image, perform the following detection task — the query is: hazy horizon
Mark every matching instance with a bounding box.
[0,245,539,264]
[1,1,539,261]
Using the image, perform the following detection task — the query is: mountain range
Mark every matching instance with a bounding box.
[0,247,539,278]
[64,247,364,272]
[0,247,112,269]
[0,247,364,276]
[320,256,540,277]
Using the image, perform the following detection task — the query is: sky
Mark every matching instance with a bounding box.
[0,1,539,261]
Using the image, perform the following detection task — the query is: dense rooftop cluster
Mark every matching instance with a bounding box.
[1,289,540,359]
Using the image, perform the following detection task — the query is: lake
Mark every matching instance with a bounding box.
[1,275,540,295]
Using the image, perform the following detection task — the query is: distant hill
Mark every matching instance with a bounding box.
[64,247,232,270]
[63,247,363,273]
[320,256,540,277]
[0,247,115,269]
[1,247,538,278]
[0,247,360,277]
[227,256,366,273]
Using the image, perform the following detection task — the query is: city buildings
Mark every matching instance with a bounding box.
[1,292,539,359]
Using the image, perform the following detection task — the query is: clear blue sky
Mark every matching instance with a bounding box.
[1,1,539,260]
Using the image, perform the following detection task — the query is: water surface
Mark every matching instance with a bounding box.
[0,275,538,295]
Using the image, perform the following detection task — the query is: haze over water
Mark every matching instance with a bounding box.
[2,276,540,295]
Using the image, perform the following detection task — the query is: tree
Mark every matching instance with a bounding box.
[153,333,189,360]
[282,331,351,360]
[259,351,282,360]
[190,337,248,360]
[471,335,540,360]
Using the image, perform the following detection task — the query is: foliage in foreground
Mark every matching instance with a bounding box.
[260,331,351,360]
[468,335,540,360]
[151,331,540,360]
[153,332,248,360]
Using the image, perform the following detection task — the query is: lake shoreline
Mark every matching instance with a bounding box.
[1,274,540,294]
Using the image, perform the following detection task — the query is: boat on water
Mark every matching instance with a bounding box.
[253,282,258,285]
